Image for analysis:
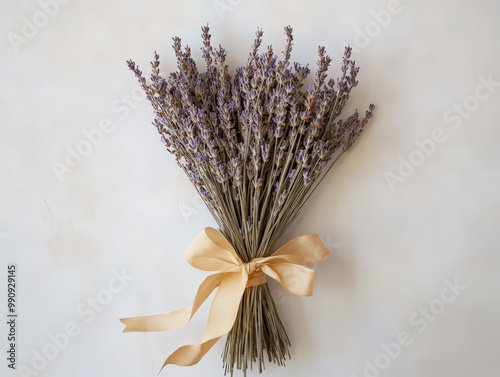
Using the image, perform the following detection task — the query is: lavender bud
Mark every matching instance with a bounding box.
[303,171,312,185]
[252,178,263,188]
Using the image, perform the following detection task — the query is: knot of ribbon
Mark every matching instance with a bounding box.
[120,227,331,372]
[243,261,267,287]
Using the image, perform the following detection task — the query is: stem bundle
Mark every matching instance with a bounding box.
[128,24,374,375]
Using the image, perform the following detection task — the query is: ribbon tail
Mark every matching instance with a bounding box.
[160,338,220,369]
[159,270,248,371]
[120,272,225,332]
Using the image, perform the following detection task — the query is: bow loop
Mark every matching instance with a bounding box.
[185,227,241,271]
[244,261,267,287]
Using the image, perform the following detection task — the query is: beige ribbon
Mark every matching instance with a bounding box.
[120,227,331,371]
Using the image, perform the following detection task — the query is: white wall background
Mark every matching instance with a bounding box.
[1,0,499,376]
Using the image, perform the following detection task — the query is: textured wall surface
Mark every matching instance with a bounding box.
[1,1,499,376]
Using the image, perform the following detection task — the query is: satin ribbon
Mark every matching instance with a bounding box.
[120,227,331,371]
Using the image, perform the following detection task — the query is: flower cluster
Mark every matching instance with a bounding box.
[129,25,374,263]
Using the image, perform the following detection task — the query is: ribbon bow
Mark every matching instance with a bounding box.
[120,227,331,371]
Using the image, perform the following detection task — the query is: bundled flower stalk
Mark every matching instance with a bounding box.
[122,25,374,375]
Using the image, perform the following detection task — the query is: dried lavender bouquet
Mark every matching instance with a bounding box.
[125,25,374,375]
